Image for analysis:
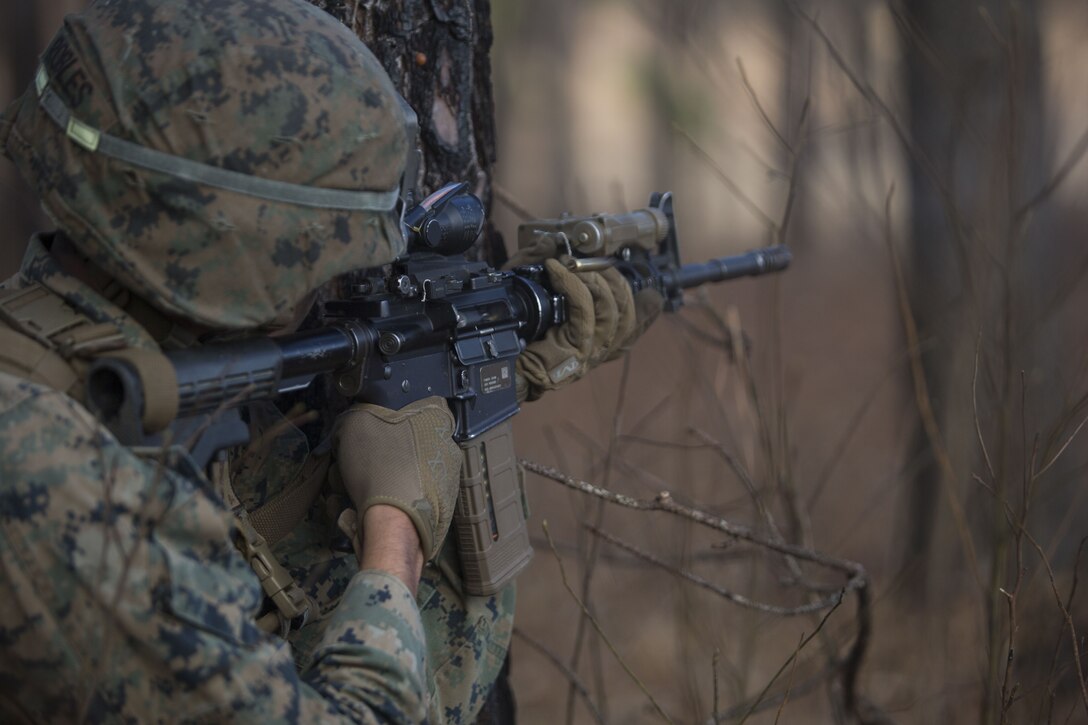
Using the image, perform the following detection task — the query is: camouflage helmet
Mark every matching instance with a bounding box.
[1,0,412,330]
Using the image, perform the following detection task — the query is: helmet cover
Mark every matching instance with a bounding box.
[2,0,410,329]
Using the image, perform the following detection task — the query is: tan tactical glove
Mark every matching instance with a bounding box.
[507,233,664,401]
[335,396,462,561]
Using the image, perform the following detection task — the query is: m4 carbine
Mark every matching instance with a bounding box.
[85,184,790,596]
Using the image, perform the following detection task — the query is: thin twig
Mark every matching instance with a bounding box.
[673,124,779,235]
[1024,528,1088,721]
[688,427,809,586]
[973,332,997,484]
[564,424,672,497]
[807,352,905,508]
[713,649,721,725]
[1037,537,1083,725]
[492,184,536,221]
[1034,413,1088,480]
[776,96,809,244]
[522,461,868,585]
[543,520,675,724]
[706,666,833,724]
[736,57,791,154]
[736,593,845,725]
[1014,125,1088,222]
[586,525,845,616]
[796,1,982,297]
[513,628,605,725]
[881,184,983,592]
[533,534,753,567]
[773,633,805,725]
[565,355,634,724]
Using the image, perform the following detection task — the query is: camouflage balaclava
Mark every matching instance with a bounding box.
[0,0,411,330]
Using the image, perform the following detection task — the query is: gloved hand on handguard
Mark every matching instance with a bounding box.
[505,232,664,401]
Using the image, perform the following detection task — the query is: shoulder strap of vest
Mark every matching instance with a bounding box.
[0,283,126,396]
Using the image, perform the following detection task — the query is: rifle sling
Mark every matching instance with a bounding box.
[247,453,331,547]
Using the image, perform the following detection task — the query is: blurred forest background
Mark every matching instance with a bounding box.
[3,1,1088,723]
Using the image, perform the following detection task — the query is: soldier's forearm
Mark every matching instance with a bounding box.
[360,504,425,596]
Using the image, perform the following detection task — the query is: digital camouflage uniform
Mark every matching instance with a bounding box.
[0,0,513,721]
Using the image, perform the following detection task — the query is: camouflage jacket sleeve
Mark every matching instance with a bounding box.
[0,374,428,724]
[237,401,516,724]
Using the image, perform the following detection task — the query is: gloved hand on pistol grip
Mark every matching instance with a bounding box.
[335,396,462,561]
[506,233,664,401]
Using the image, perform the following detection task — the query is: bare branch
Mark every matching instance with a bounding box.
[492,184,536,221]
[776,132,806,245]
[773,633,804,725]
[795,1,982,296]
[673,123,779,236]
[736,57,791,154]
[522,461,868,587]
[808,357,902,509]
[1015,126,1088,222]
[542,520,675,724]
[566,355,635,724]
[513,628,604,725]
[707,667,832,724]
[881,184,983,592]
[1034,413,1088,480]
[736,593,845,725]
[533,533,754,568]
[523,456,875,714]
[973,332,998,484]
[1024,529,1088,720]
[712,649,722,725]
[586,525,845,616]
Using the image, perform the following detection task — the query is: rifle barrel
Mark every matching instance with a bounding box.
[663,245,791,292]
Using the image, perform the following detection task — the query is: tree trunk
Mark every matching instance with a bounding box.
[898,1,1044,721]
[1,2,46,277]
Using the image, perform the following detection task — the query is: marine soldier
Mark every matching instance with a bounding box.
[0,0,659,721]
[0,0,511,720]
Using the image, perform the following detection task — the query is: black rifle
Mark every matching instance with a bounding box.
[86,184,790,596]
